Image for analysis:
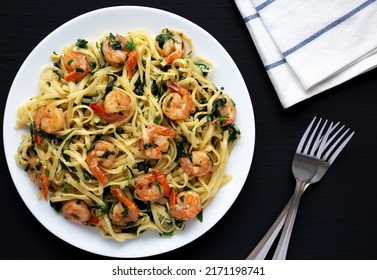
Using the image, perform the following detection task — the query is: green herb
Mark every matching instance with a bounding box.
[108,33,122,50]
[125,39,136,51]
[101,150,115,159]
[175,137,190,159]
[90,203,109,214]
[75,38,88,49]
[226,124,241,142]
[35,161,42,171]
[153,116,162,125]
[154,179,162,193]
[143,142,158,150]
[83,169,96,181]
[194,61,210,76]
[87,133,104,152]
[155,29,175,48]
[108,33,115,41]
[89,61,97,70]
[32,124,74,142]
[122,165,135,180]
[208,98,227,122]
[101,75,117,100]
[151,79,166,100]
[50,201,63,212]
[166,97,173,108]
[61,182,71,193]
[196,210,203,222]
[134,77,145,96]
[121,202,129,217]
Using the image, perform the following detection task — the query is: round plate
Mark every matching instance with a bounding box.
[3,6,255,258]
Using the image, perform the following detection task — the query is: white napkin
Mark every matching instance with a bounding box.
[235,0,377,108]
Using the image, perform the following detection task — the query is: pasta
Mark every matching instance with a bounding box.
[15,28,241,241]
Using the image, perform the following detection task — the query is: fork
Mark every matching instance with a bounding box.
[246,117,354,260]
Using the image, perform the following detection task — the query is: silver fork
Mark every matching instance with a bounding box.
[246,117,354,260]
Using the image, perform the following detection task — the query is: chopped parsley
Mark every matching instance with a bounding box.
[155,28,175,48]
[75,38,88,49]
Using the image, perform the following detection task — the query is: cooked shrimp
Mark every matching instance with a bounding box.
[61,199,91,225]
[102,34,138,78]
[169,189,202,220]
[90,90,132,123]
[135,169,170,201]
[140,124,177,159]
[179,151,212,177]
[27,157,49,201]
[33,105,66,144]
[86,140,116,185]
[155,29,185,63]
[109,187,139,226]
[162,81,195,121]
[211,94,236,127]
[62,50,92,82]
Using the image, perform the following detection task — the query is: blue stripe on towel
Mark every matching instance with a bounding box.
[243,0,276,22]
[244,13,260,22]
[264,59,287,70]
[264,0,376,70]
[256,0,276,11]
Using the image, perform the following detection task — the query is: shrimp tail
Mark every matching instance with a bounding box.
[40,173,49,201]
[90,102,126,123]
[33,130,42,144]
[169,188,177,208]
[87,154,108,185]
[110,187,138,222]
[65,70,84,82]
[166,80,180,92]
[166,50,185,64]
[126,50,138,78]
[152,169,170,196]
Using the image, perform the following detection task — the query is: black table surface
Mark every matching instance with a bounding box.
[1,0,377,260]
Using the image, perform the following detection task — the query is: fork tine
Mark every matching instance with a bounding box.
[310,119,327,157]
[325,130,355,164]
[316,121,340,158]
[303,118,322,155]
[296,117,316,153]
[322,127,349,161]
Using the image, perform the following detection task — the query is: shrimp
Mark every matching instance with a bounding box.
[61,199,91,225]
[86,140,116,185]
[62,50,92,82]
[162,81,195,121]
[169,189,202,221]
[179,151,212,177]
[33,105,66,144]
[109,187,139,226]
[135,169,170,202]
[27,157,49,201]
[211,94,236,127]
[155,29,185,63]
[90,89,132,123]
[102,34,138,78]
[140,124,177,159]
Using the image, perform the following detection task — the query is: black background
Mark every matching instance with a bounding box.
[1,0,377,260]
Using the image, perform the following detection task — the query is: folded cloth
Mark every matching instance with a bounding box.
[235,0,377,108]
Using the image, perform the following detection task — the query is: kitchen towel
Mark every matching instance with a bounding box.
[235,0,377,108]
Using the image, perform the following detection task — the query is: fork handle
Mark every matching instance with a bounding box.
[272,180,308,260]
[246,197,292,260]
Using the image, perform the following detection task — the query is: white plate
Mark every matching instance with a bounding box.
[3,6,255,258]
